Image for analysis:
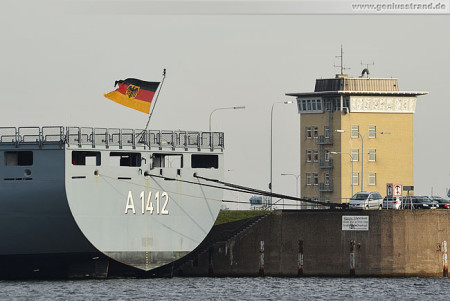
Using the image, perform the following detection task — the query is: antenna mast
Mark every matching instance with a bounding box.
[360,61,375,78]
[334,45,350,76]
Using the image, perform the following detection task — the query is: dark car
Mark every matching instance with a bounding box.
[430,196,450,209]
[402,196,438,209]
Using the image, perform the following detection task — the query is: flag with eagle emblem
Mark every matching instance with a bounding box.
[104,78,160,114]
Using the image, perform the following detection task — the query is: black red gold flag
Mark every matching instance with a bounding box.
[104,78,160,114]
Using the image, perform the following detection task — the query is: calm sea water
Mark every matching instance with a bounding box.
[0,277,448,300]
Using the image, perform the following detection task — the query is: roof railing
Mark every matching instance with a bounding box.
[0,126,224,151]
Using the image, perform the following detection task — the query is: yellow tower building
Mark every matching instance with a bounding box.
[287,72,427,205]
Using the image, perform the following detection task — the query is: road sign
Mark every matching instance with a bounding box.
[386,183,393,197]
[393,184,403,197]
[387,183,403,197]
[403,186,414,191]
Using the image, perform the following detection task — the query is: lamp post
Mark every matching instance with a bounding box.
[269,101,294,209]
[330,152,353,198]
[335,129,390,192]
[208,106,246,132]
[281,173,300,209]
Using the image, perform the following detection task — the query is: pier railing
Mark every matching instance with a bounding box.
[0,126,225,151]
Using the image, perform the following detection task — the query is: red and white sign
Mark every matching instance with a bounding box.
[387,183,403,197]
[393,184,403,197]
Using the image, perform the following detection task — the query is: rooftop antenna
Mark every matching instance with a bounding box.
[334,44,350,76]
[360,61,375,78]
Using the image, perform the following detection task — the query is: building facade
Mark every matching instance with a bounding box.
[287,73,427,205]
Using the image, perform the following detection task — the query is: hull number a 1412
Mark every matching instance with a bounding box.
[125,190,169,215]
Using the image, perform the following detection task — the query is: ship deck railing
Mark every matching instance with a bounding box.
[0,126,224,151]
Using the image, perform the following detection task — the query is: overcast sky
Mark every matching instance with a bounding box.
[1,1,449,208]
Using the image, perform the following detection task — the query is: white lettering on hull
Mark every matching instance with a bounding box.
[125,190,169,215]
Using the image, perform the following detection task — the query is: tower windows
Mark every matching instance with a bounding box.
[352,172,359,185]
[306,127,312,139]
[351,125,359,138]
[324,126,330,138]
[368,125,376,138]
[313,127,319,138]
[306,173,312,186]
[313,173,319,186]
[313,150,319,162]
[306,150,312,162]
[368,149,376,162]
[325,150,330,162]
[351,149,359,162]
[369,172,377,185]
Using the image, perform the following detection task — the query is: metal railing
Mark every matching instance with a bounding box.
[319,182,334,192]
[0,126,225,151]
[316,135,333,145]
[318,158,334,169]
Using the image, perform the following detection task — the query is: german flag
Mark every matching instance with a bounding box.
[104,78,160,114]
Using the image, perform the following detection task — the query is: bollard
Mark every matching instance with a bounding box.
[350,240,356,276]
[298,240,304,276]
[259,240,265,276]
[443,241,448,278]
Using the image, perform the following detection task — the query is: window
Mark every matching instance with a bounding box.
[306,150,312,162]
[72,151,101,166]
[325,173,330,186]
[110,152,141,167]
[334,98,341,111]
[317,100,322,111]
[368,125,376,138]
[302,100,306,111]
[369,172,376,185]
[191,154,217,169]
[4,151,33,166]
[313,150,319,162]
[325,100,332,111]
[351,149,359,162]
[313,127,319,139]
[313,173,319,186]
[306,173,312,186]
[352,172,359,185]
[324,126,330,138]
[152,153,183,168]
[351,125,359,138]
[368,149,376,162]
[307,100,311,110]
[312,99,317,111]
[325,150,330,162]
[306,127,312,139]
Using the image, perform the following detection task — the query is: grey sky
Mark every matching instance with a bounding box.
[1,1,449,208]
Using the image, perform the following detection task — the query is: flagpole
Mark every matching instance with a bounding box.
[144,68,166,131]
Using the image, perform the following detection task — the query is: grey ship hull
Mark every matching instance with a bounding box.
[0,127,224,278]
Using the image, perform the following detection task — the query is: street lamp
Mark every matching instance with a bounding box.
[335,129,390,192]
[281,173,300,209]
[269,100,294,209]
[208,106,246,132]
[330,152,353,198]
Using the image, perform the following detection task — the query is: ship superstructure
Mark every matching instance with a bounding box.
[0,126,224,278]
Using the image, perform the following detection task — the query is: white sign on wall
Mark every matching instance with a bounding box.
[350,96,416,113]
[342,216,369,231]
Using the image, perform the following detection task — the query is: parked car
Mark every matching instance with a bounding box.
[349,192,383,210]
[429,196,450,209]
[383,196,402,210]
[402,196,438,209]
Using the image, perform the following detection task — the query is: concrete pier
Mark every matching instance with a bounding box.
[173,210,450,277]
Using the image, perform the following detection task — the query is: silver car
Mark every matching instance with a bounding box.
[383,196,402,209]
[349,192,383,210]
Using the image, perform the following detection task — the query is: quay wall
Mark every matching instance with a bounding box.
[175,210,450,277]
